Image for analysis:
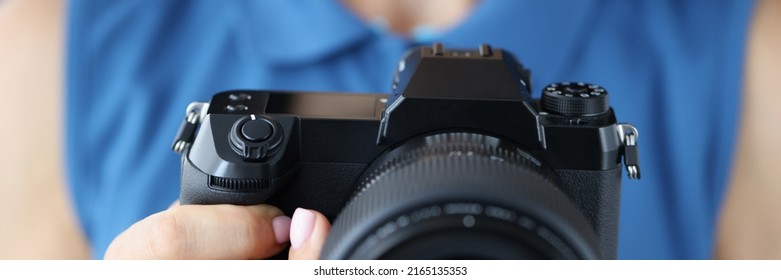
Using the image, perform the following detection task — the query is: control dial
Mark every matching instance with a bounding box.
[229,115,283,161]
[541,82,609,117]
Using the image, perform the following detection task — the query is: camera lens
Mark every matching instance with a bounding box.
[320,133,600,259]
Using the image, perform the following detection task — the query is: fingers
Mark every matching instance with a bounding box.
[288,208,331,260]
[104,204,291,259]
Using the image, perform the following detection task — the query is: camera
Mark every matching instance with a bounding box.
[172,44,641,259]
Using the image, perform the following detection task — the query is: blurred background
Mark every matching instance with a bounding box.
[0,0,778,260]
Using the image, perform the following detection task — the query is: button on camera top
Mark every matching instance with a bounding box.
[225,92,253,112]
[226,104,249,112]
[229,92,252,101]
[241,119,273,142]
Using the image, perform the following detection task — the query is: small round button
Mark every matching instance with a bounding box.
[229,92,252,101]
[241,119,273,142]
[226,104,248,112]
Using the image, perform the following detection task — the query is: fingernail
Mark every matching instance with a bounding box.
[290,208,315,249]
[272,215,291,244]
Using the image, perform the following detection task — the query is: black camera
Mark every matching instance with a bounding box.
[172,44,641,259]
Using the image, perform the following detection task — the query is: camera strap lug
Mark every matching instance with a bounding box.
[172,102,210,154]
[617,123,641,179]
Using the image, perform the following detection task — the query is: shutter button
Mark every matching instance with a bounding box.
[241,119,273,141]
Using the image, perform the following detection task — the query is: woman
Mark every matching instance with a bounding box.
[0,0,778,259]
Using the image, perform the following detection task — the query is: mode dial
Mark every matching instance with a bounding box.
[541,82,609,117]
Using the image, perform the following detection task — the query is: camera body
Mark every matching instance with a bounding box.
[173,44,640,259]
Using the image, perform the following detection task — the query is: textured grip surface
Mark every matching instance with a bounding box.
[557,168,622,259]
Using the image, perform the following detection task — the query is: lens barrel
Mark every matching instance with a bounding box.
[320,133,600,259]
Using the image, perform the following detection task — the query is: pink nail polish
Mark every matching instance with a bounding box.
[290,208,316,249]
[272,215,292,244]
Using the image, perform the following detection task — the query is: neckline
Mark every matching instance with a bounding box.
[332,0,493,45]
[335,0,492,45]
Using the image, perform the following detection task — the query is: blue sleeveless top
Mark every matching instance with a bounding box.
[66,0,755,259]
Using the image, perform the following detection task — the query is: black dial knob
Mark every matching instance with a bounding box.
[541,82,609,117]
[229,115,283,161]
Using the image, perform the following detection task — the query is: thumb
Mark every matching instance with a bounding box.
[288,208,331,260]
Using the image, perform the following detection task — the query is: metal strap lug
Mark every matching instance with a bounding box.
[617,123,641,180]
[172,102,210,154]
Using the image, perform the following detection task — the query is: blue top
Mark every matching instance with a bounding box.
[66,0,755,259]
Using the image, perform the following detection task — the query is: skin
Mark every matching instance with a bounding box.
[0,0,89,259]
[715,0,781,259]
[341,0,476,35]
[103,204,329,260]
[0,0,778,259]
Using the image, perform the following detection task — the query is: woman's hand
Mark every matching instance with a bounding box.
[104,204,330,260]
